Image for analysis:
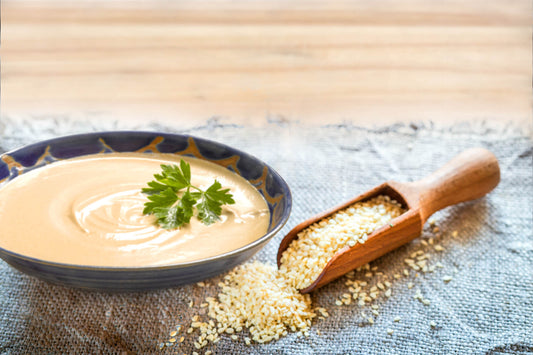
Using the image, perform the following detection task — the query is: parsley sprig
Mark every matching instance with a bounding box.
[142,160,235,229]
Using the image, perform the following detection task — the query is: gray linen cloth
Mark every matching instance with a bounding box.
[0,116,531,354]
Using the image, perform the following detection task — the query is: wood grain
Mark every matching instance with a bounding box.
[1,0,531,125]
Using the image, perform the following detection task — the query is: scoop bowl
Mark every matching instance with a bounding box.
[277,148,500,293]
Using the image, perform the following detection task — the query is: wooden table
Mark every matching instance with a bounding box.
[1,0,531,126]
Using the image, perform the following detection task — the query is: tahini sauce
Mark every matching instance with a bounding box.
[0,153,270,266]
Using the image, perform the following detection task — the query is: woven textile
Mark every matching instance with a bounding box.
[0,117,531,354]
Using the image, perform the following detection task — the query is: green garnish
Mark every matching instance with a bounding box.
[142,160,235,229]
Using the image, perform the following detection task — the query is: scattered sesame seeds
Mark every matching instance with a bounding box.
[161,207,456,351]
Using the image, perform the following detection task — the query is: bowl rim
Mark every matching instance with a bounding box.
[0,130,292,271]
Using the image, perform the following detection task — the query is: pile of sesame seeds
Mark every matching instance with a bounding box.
[279,195,405,290]
[206,262,317,343]
[159,197,460,352]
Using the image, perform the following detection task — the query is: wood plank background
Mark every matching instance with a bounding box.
[1,0,531,126]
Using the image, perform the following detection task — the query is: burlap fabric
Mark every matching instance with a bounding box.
[0,116,531,354]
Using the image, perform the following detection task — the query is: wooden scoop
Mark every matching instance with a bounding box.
[277,148,500,293]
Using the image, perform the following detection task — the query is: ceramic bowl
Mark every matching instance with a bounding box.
[0,131,292,291]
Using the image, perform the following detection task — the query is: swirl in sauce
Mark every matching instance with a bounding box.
[0,153,270,266]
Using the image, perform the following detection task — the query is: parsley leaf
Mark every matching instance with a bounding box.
[142,160,235,229]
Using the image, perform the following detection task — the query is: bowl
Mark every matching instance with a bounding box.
[0,131,292,291]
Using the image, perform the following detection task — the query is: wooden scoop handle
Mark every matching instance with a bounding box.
[406,147,500,222]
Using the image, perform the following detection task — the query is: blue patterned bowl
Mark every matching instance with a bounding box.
[0,131,291,291]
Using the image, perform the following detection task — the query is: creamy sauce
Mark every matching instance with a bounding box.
[0,153,270,266]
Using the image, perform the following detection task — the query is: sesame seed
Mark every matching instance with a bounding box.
[387,328,394,335]
[170,331,177,337]
[443,275,453,283]
[394,316,401,322]
[434,245,445,252]
[430,321,437,328]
